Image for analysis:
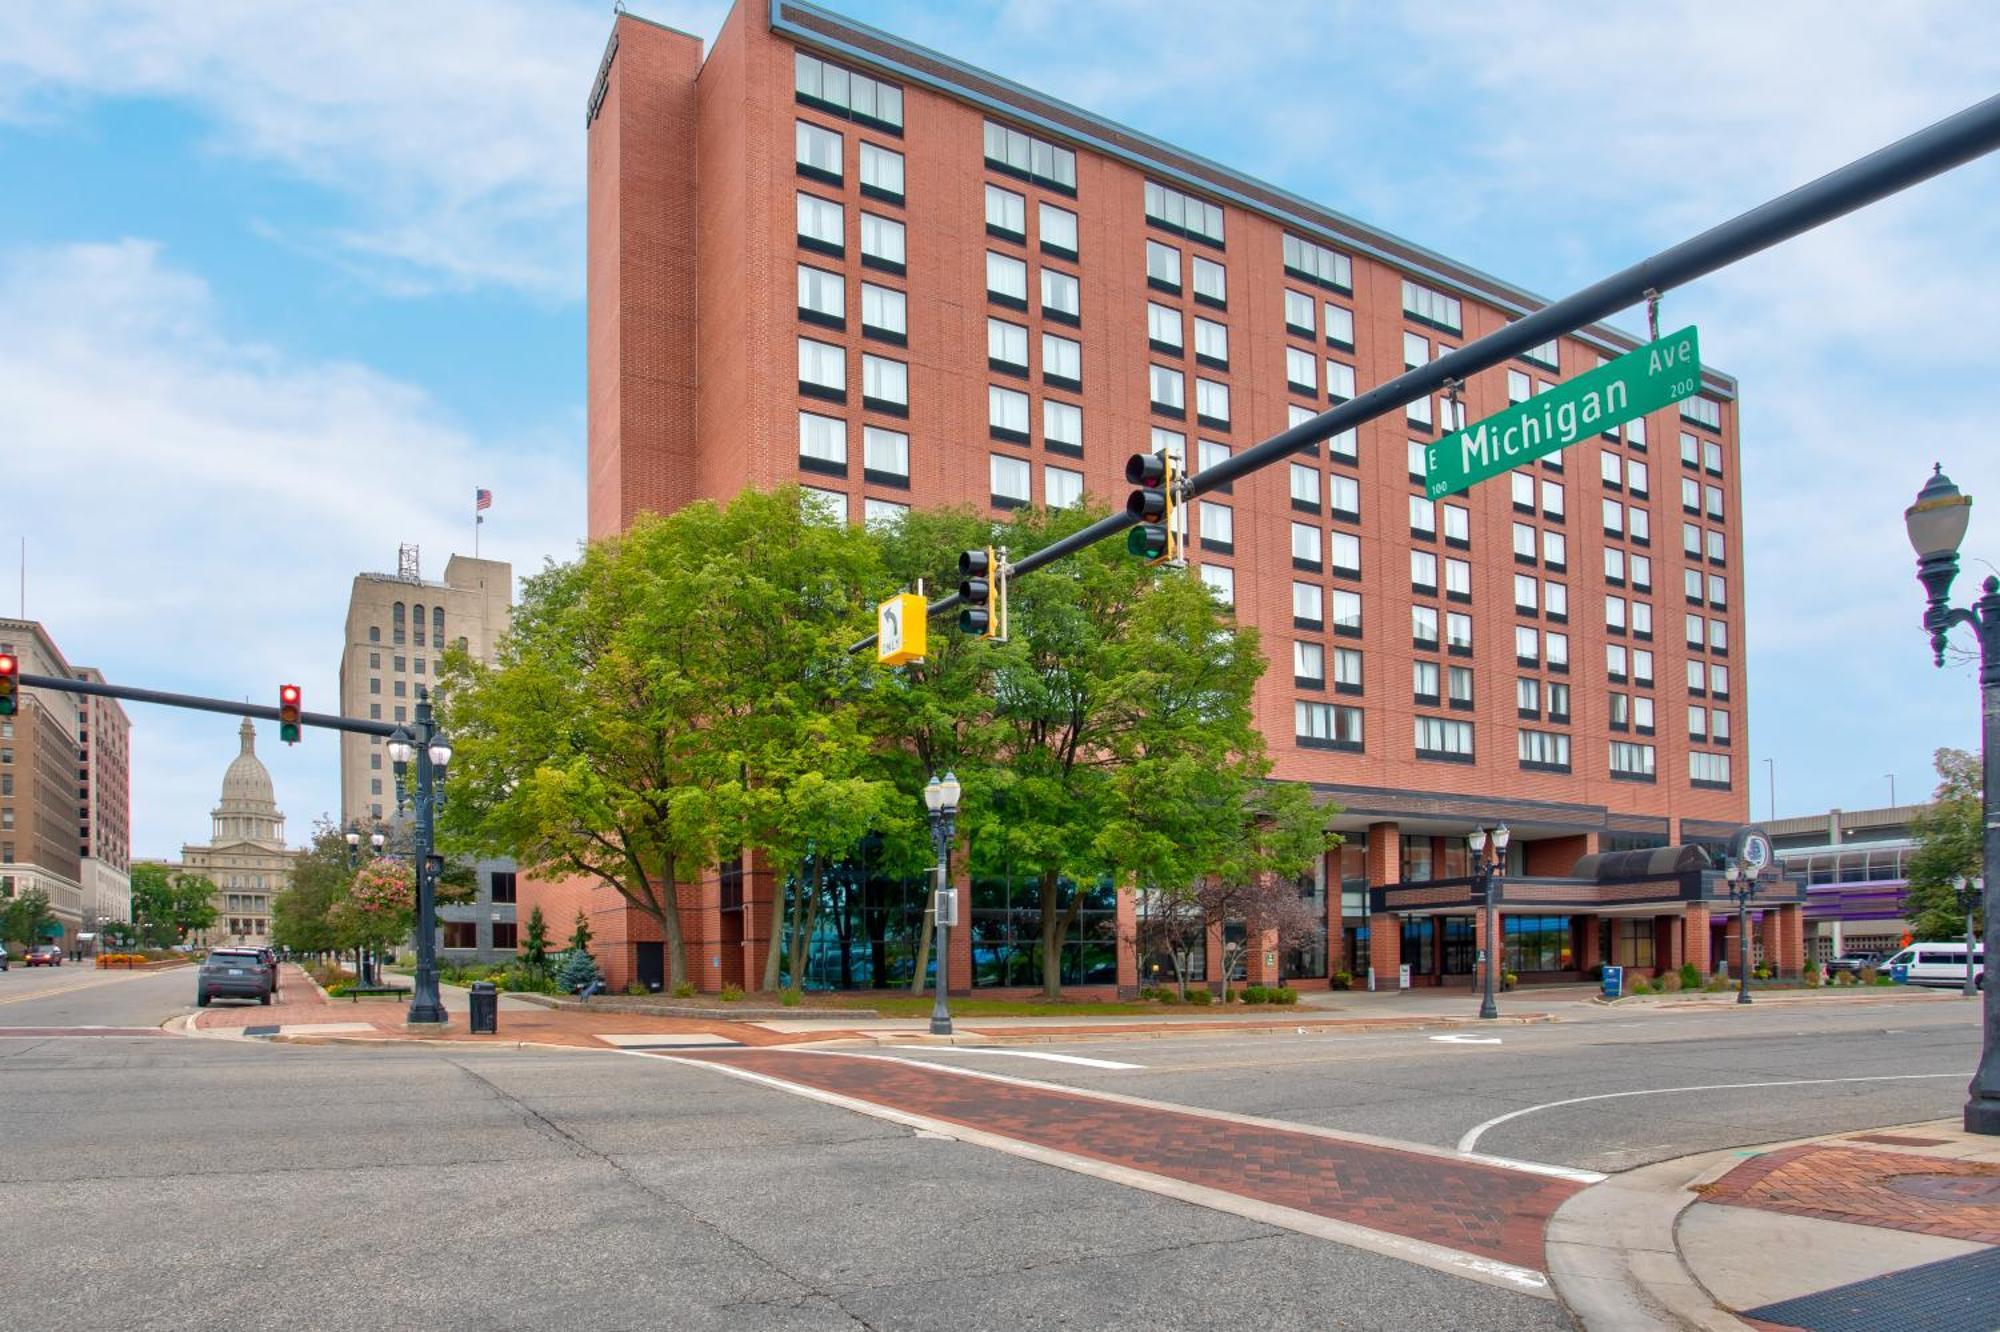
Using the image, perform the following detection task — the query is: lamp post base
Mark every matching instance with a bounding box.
[929,1015,953,1036]
[403,1017,450,1033]
[1478,1000,1498,1020]
[1965,1093,2000,1136]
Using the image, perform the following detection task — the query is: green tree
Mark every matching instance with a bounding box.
[566,907,592,956]
[522,905,550,974]
[1904,747,1983,940]
[129,863,218,947]
[439,488,884,992]
[3,886,57,949]
[270,823,352,956]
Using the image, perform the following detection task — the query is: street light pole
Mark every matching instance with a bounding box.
[1962,877,1981,999]
[390,689,453,1028]
[1468,825,1509,1020]
[1905,465,2000,1133]
[1727,862,1753,1005]
[923,772,961,1037]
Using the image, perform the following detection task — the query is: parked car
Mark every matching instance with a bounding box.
[1825,951,1885,975]
[25,945,63,967]
[207,946,279,997]
[196,952,272,1007]
[1880,942,1984,989]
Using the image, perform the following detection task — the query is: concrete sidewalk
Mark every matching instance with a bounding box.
[1547,1119,2000,1329]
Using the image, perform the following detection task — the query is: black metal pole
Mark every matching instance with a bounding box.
[1737,880,1753,1006]
[930,807,955,1037]
[405,693,447,1027]
[18,672,394,737]
[849,92,2000,655]
[1966,879,1980,1000]
[1970,598,2000,1130]
[1479,867,1499,1020]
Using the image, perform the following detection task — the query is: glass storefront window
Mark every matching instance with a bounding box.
[1613,918,1656,970]
[1503,915,1576,973]
[1401,917,1436,974]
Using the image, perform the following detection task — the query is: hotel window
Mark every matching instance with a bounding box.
[1331,531,1361,578]
[1292,522,1323,570]
[863,426,908,485]
[1610,741,1656,780]
[1606,642,1628,682]
[1705,440,1724,473]
[1627,415,1648,450]
[1507,369,1531,404]
[1284,290,1315,336]
[1707,530,1727,564]
[1448,664,1474,708]
[1195,377,1230,427]
[795,120,843,181]
[1402,278,1462,332]
[858,141,904,202]
[1681,477,1701,513]
[1681,431,1700,468]
[1292,580,1323,629]
[1629,507,1650,543]
[1631,553,1652,590]
[1542,530,1567,570]
[1610,693,1630,730]
[1443,503,1470,546]
[1708,574,1727,608]
[1684,612,1704,648]
[1197,438,1230,480]
[1603,498,1625,535]
[1331,426,1359,464]
[1681,395,1722,430]
[986,250,1027,305]
[1043,399,1083,454]
[1041,268,1080,322]
[988,318,1029,373]
[1514,573,1539,614]
[989,385,1030,440]
[1711,662,1730,697]
[1332,589,1362,636]
[1414,659,1441,704]
[1199,564,1234,605]
[862,354,907,413]
[1146,239,1181,291]
[1415,716,1474,761]
[1193,317,1228,368]
[797,264,845,326]
[1409,440,1430,481]
[984,183,1027,239]
[1198,501,1234,552]
[1324,303,1354,349]
[800,486,847,523]
[1511,472,1535,511]
[982,119,1076,190]
[1294,641,1325,688]
[1297,701,1363,750]
[1326,360,1356,402]
[1039,202,1079,258]
[1333,647,1363,693]
[796,191,844,253]
[1191,255,1227,306]
[1144,180,1225,244]
[1045,465,1084,510]
[1520,338,1559,372]
[797,336,846,399]
[1606,595,1627,633]
[1544,630,1568,670]
[1329,474,1360,522]
[1411,495,1437,538]
[1413,605,1439,648]
[1282,233,1352,291]
[798,411,846,472]
[1705,484,1725,519]
[1516,677,1542,717]
[1151,427,1186,470]
[1687,565,1706,605]
[1628,459,1649,494]
[1633,649,1654,686]
[1545,580,1568,620]
[1519,729,1571,773]
[1512,522,1536,562]
[796,52,903,130]
[860,282,905,340]
[1147,301,1183,352]
[989,452,1031,507]
[1711,708,1730,743]
[1149,365,1185,414]
[1447,612,1473,653]
[860,212,905,271]
[1687,704,1707,741]
[1631,600,1653,637]
[1708,618,1729,652]
[1411,549,1438,592]
[1600,449,1622,488]
[1690,752,1732,788]
[1290,463,1320,511]
[1042,332,1082,388]
[1540,478,1565,519]
[1286,347,1317,395]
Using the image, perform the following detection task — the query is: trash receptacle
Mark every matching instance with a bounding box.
[469,980,499,1034]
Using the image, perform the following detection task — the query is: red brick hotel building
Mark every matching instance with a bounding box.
[550,0,1799,996]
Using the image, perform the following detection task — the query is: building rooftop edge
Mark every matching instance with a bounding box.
[765,0,1740,397]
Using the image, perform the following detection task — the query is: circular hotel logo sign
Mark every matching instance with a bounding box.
[1739,831,1772,873]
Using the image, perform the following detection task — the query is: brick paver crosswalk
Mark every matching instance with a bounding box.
[1698,1144,2000,1244]
[674,1047,1581,1273]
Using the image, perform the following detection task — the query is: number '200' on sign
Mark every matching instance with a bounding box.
[1424,325,1704,499]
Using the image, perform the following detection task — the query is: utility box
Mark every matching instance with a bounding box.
[1602,965,1624,999]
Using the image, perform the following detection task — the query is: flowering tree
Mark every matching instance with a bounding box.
[331,860,416,956]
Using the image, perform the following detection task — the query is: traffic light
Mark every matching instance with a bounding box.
[1125,449,1178,562]
[958,547,993,636]
[0,652,15,717]
[278,683,302,744]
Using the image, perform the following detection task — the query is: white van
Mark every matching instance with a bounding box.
[1881,941,1984,989]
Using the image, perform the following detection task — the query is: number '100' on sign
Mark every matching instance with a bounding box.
[1424,325,1704,499]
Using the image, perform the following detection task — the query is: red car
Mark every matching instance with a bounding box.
[24,945,63,967]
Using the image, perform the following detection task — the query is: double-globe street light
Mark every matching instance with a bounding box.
[344,821,388,985]
[923,772,961,1037]
[387,688,453,1029]
[1725,860,1756,1005]
[1468,824,1509,1020]
[1903,464,2000,1133]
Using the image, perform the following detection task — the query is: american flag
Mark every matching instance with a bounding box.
[475,488,493,512]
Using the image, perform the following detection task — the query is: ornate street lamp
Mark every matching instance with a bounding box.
[1725,861,1754,1005]
[1904,465,1999,1132]
[1469,824,1509,1020]
[923,771,962,1036]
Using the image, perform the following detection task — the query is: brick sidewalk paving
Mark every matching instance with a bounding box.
[1698,1143,2000,1245]
[674,1046,1582,1272]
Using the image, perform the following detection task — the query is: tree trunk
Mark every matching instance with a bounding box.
[789,858,822,989]
[1038,868,1084,998]
[909,887,934,996]
[762,857,798,994]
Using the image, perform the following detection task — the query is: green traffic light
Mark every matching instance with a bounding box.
[279,722,300,744]
[1127,525,1169,559]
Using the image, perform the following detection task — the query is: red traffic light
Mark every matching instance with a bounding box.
[278,683,302,744]
[279,684,300,705]
[0,653,16,717]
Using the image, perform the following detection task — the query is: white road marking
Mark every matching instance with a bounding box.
[1430,1034,1502,1045]
[630,1049,1552,1297]
[884,1046,1142,1070]
[1455,1072,1966,1154]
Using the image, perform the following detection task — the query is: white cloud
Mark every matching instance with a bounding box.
[0,239,584,858]
[0,0,727,297]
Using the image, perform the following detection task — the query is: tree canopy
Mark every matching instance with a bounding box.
[1904,747,1983,940]
[129,862,219,947]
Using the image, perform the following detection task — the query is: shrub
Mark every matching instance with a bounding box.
[779,988,803,1007]
[1330,970,1354,992]
[1241,985,1269,1004]
[718,985,745,1002]
[1752,962,1773,981]
[625,982,649,996]
[1705,975,1731,993]
[1803,962,1822,987]
[1873,974,1896,986]
[1185,988,1214,1006]
[1858,965,1878,984]
[1661,972,1683,993]
[1503,972,1519,990]
[1630,979,1654,995]
[1272,986,1298,1005]
[497,966,559,995]
[1679,962,1701,990]
[1154,988,1180,1005]
[671,980,695,998]
[554,947,602,995]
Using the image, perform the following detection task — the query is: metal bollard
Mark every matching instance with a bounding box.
[468,980,499,1034]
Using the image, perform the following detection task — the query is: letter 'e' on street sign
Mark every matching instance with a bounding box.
[878,592,927,666]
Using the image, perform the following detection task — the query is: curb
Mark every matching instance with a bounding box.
[836,1012,1555,1048]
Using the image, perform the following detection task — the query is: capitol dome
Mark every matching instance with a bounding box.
[212,717,285,844]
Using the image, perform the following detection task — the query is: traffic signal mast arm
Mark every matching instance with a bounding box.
[848,90,2000,655]
[16,671,398,738]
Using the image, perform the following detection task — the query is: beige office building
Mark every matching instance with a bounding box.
[336,548,511,828]
[181,718,298,947]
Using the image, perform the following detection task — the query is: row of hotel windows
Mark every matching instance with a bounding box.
[1290,705,1729,782]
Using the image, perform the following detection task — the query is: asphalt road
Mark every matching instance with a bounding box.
[0,979,1980,1332]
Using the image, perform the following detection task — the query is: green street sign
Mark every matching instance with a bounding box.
[1424,325,1703,499]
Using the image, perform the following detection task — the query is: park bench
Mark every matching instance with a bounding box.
[340,986,408,1002]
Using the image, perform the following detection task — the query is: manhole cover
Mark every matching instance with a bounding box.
[1886,1172,2000,1204]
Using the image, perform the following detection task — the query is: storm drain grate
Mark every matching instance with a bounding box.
[1745,1246,2000,1331]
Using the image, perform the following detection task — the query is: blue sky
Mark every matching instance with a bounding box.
[2,0,1997,859]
